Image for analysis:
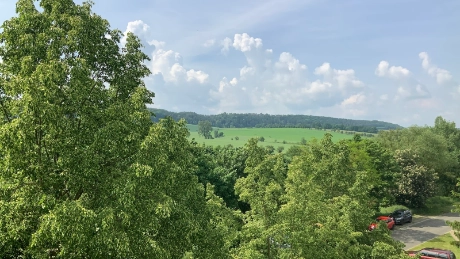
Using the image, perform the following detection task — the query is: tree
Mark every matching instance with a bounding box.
[377,125,459,196]
[393,149,438,208]
[265,145,275,154]
[233,138,288,258]
[300,137,307,145]
[198,120,213,139]
[346,138,399,208]
[0,1,228,257]
[276,134,406,258]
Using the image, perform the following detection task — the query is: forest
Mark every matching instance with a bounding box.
[0,1,459,258]
[150,108,403,134]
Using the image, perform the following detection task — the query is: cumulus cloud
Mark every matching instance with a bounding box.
[119,20,460,126]
[375,61,411,79]
[148,40,209,84]
[419,52,453,85]
[121,20,150,45]
[203,39,215,47]
[209,33,368,115]
[314,62,364,90]
[375,60,430,101]
[220,37,233,54]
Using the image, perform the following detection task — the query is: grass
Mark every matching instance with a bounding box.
[412,196,460,216]
[187,124,364,148]
[376,196,460,218]
[408,233,460,254]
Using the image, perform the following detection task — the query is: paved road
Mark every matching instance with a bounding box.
[391,212,460,250]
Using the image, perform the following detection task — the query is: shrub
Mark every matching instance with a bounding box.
[379,205,409,215]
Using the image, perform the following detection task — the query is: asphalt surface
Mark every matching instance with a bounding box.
[391,212,460,250]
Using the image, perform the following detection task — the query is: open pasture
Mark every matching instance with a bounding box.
[186,124,361,148]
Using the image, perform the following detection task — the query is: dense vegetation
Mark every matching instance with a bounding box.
[0,1,458,258]
[150,108,403,133]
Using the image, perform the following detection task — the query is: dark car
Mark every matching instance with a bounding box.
[407,248,456,259]
[390,209,412,225]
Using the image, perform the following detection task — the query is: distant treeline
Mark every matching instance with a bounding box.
[149,108,403,133]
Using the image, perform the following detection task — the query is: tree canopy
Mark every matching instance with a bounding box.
[0,1,458,258]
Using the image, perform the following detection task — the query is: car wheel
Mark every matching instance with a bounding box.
[408,217,412,223]
[390,224,394,230]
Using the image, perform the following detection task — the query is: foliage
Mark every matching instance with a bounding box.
[233,138,288,258]
[2,0,459,257]
[198,120,213,139]
[276,134,406,258]
[379,205,410,216]
[393,149,438,208]
[0,1,227,257]
[378,124,459,196]
[151,109,402,133]
[346,138,399,208]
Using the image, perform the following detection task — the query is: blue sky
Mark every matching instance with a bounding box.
[1,0,459,127]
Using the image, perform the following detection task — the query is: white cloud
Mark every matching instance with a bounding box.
[118,19,460,126]
[375,61,411,79]
[121,20,150,45]
[375,60,430,101]
[314,62,364,89]
[148,40,209,84]
[419,52,453,85]
[232,33,263,52]
[220,37,232,54]
[203,39,215,47]
[209,33,368,115]
[341,93,366,106]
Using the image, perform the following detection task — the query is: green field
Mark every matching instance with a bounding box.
[187,124,361,148]
[408,233,460,254]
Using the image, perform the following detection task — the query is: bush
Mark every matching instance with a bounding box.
[415,196,456,215]
[378,205,410,216]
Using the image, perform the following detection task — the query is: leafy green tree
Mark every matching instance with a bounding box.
[198,120,213,139]
[233,138,288,258]
[265,145,275,154]
[0,1,228,258]
[0,0,152,256]
[300,137,307,145]
[204,183,242,255]
[347,138,399,208]
[377,125,458,196]
[277,134,406,258]
[277,146,284,153]
[259,136,265,142]
[393,149,438,208]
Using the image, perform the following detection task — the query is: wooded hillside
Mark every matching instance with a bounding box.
[149,108,403,133]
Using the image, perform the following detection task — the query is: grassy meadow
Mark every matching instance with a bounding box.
[186,124,362,148]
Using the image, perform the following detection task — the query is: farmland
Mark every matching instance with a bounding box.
[186,124,364,148]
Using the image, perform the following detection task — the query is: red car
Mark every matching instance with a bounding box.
[368,216,395,231]
[407,248,456,259]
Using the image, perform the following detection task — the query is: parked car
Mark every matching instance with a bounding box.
[407,248,456,259]
[390,209,413,225]
[368,216,395,231]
